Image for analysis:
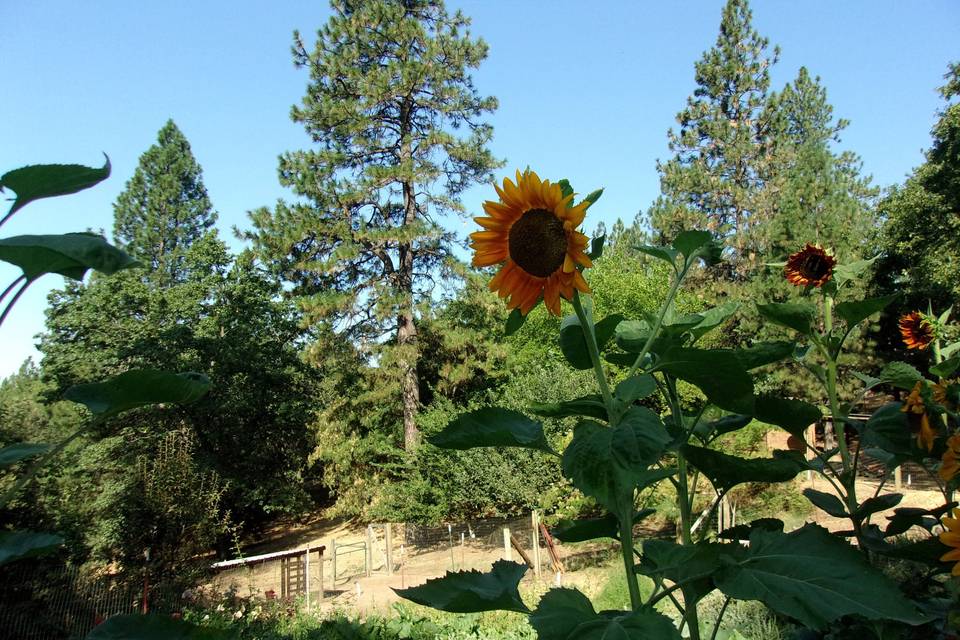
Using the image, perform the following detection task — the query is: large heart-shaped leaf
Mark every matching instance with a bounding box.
[649,344,754,414]
[529,588,597,639]
[0,233,139,281]
[835,294,899,328]
[877,362,923,390]
[861,403,913,456]
[688,302,740,340]
[394,559,529,613]
[802,488,848,518]
[715,524,926,629]
[639,539,728,606]
[0,442,53,469]
[0,530,63,566]
[756,302,816,336]
[752,395,821,438]
[428,407,556,455]
[559,312,623,370]
[681,445,806,492]
[730,341,795,370]
[567,609,682,640]
[561,407,670,511]
[0,156,110,221]
[86,614,229,639]
[63,370,211,418]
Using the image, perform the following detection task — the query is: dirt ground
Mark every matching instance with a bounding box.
[209,477,948,616]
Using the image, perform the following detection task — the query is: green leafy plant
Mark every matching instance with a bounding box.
[395,171,960,638]
[0,159,213,637]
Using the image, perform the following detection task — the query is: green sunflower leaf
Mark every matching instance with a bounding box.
[835,294,899,328]
[861,403,913,457]
[802,488,848,518]
[504,307,526,336]
[832,255,879,288]
[0,530,63,567]
[877,362,923,390]
[688,301,740,339]
[529,395,607,421]
[559,312,623,371]
[0,442,53,469]
[672,230,713,260]
[756,302,816,336]
[0,156,110,222]
[551,509,655,543]
[529,588,597,640]
[63,369,211,419]
[730,341,796,370]
[693,414,753,442]
[752,395,821,438]
[681,445,807,492]
[715,524,927,629]
[394,559,530,613]
[429,407,556,455]
[562,408,670,511]
[558,179,574,200]
[0,233,139,281]
[566,609,682,640]
[931,356,960,379]
[634,244,679,268]
[86,613,229,639]
[638,539,727,606]
[648,343,755,414]
[853,493,903,520]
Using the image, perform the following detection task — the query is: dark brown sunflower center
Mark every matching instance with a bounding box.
[508,208,567,278]
[799,253,831,278]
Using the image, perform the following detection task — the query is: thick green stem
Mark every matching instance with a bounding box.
[626,264,688,380]
[618,501,643,611]
[0,278,32,328]
[677,452,702,640]
[572,290,615,412]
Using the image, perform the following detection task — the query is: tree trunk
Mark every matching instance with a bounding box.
[398,94,420,452]
[398,179,420,451]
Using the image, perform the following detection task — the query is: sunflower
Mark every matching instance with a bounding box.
[939,508,960,576]
[898,311,935,350]
[784,244,836,288]
[471,170,592,316]
[902,381,937,452]
[940,434,960,482]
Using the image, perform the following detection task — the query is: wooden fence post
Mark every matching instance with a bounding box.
[503,527,512,561]
[304,548,310,609]
[331,538,337,585]
[531,511,541,577]
[366,526,373,577]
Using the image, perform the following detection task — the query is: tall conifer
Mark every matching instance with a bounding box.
[246,0,500,451]
[113,119,217,286]
[650,0,778,279]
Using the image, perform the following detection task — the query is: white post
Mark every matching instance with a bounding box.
[503,527,512,561]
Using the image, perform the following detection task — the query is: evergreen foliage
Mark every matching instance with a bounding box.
[648,0,879,403]
[874,62,960,356]
[650,0,779,280]
[113,120,217,286]
[24,122,315,570]
[245,0,501,451]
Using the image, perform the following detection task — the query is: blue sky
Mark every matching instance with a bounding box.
[1,0,957,378]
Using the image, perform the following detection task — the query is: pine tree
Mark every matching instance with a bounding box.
[760,67,877,261]
[246,0,500,451]
[113,119,217,286]
[650,0,779,279]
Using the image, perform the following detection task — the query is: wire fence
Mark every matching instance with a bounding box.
[0,561,180,640]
